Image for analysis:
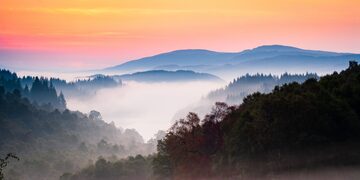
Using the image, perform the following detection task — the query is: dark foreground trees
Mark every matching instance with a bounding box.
[153,61,360,179]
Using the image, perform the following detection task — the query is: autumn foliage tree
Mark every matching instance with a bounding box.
[153,103,231,179]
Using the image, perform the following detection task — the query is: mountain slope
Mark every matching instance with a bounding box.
[0,70,154,180]
[0,88,154,180]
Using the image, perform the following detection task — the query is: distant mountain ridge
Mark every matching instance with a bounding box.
[105,49,236,71]
[104,45,360,80]
[112,70,223,83]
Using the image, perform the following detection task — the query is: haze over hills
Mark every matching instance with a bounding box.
[2,0,360,179]
[112,70,224,83]
[105,45,360,80]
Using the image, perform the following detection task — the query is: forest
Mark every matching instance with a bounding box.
[60,62,360,179]
[151,61,360,179]
[207,72,319,105]
[1,62,360,179]
[0,70,66,111]
[20,74,121,99]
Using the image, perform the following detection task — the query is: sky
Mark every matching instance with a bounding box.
[1,0,360,70]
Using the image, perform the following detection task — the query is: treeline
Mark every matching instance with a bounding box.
[151,61,360,179]
[21,74,121,99]
[0,68,121,110]
[208,72,319,104]
[0,69,66,111]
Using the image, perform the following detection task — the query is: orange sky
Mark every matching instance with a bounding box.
[0,0,360,69]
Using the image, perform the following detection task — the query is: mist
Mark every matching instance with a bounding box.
[67,81,225,140]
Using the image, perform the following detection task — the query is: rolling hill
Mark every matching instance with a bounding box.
[112,70,223,83]
[104,45,360,80]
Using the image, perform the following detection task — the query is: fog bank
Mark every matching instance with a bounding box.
[67,81,224,140]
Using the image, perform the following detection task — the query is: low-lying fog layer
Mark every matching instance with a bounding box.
[67,81,225,140]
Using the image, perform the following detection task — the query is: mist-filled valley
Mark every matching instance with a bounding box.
[1,45,360,180]
[2,0,360,178]
[67,81,224,140]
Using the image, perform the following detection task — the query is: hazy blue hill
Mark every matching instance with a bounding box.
[105,49,237,71]
[104,45,360,79]
[113,70,224,83]
[246,45,342,55]
[228,45,346,63]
